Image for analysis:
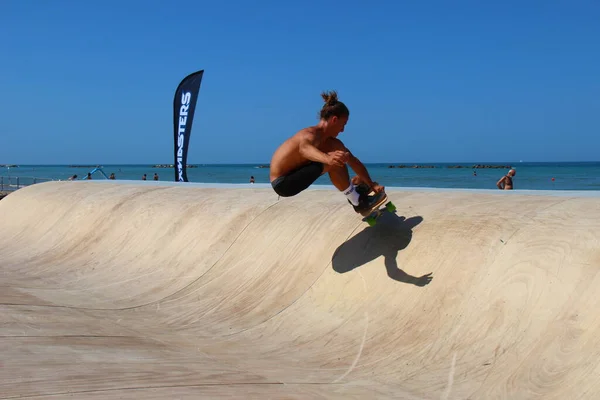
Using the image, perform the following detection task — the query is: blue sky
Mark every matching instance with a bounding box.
[1,0,599,164]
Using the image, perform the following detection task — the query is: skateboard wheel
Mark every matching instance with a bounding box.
[386,202,396,212]
[366,216,377,226]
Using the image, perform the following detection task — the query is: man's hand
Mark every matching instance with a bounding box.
[371,182,385,194]
[496,177,505,189]
[327,150,350,167]
[351,175,385,194]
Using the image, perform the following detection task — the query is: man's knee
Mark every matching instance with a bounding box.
[322,163,344,174]
[325,163,349,177]
[351,175,363,185]
[322,138,346,152]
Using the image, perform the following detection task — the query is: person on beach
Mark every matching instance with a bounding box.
[269,90,386,214]
[497,169,516,190]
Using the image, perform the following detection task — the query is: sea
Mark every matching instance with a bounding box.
[1,162,600,191]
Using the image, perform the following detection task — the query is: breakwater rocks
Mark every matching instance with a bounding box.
[452,165,512,169]
[1,164,18,168]
[388,165,435,169]
[152,164,198,168]
[388,164,512,169]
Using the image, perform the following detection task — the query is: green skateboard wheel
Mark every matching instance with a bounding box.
[386,202,396,212]
[366,216,377,226]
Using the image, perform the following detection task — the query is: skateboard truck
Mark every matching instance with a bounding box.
[362,200,396,226]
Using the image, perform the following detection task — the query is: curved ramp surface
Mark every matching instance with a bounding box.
[1,181,600,399]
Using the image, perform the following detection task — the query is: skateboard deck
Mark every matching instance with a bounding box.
[359,190,396,226]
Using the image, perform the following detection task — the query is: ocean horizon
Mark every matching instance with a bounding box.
[2,161,600,191]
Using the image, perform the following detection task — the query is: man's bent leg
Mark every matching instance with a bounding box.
[271,162,324,197]
[325,163,351,191]
[321,141,386,214]
[320,140,352,190]
[319,140,361,206]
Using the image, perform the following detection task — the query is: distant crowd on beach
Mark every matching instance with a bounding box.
[67,172,160,181]
[64,169,518,190]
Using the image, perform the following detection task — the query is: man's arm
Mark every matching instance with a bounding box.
[346,149,385,193]
[496,176,505,189]
[346,151,381,190]
[348,154,374,186]
[298,132,332,165]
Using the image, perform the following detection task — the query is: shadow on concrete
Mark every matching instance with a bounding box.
[332,212,432,286]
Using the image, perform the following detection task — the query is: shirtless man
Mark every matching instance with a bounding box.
[496,169,516,190]
[270,90,386,214]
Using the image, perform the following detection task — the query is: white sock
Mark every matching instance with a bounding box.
[343,184,360,206]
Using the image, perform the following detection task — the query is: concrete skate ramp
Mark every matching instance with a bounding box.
[1,181,600,399]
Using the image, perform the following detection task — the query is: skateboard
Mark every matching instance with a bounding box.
[356,184,396,226]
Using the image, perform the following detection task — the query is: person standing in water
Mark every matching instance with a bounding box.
[497,169,516,190]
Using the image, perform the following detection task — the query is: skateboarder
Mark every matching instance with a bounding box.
[269,90,386,214]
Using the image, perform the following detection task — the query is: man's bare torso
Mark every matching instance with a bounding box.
[270,126,328,181]
[499,175,513,190]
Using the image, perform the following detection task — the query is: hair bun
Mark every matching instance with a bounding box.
[318,90,349,120]
[321,90,339,106]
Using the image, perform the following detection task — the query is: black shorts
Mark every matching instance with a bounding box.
[271,162,324,197]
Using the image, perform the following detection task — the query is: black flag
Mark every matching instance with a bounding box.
[173,69,204,182]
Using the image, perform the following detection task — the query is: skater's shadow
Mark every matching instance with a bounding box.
[332,212,433,286]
